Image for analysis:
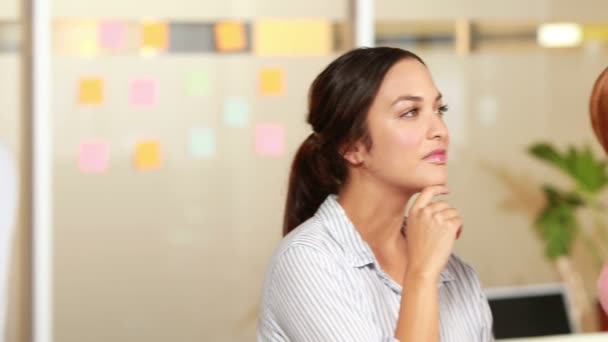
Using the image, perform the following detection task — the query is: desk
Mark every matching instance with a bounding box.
[498,332,608,341]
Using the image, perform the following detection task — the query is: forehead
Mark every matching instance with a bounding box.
[375,59,437,103]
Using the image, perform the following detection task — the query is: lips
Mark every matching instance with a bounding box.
[423,149,447,163]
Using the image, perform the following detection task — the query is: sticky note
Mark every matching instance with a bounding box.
[78,141,109,173]
[130,79,157,108]
[79,41,99,56]
[259,68,284,96]
[255,124,285,157]
[214,21,246,52]
[584,25,608,41]
[223,97,250,128]
[78,78,104,104]
[186,71,210,97]
[141,21,168,51]
[189,127,215,159]
[54,20,99,56]
[76,21,99,56]
[99,21,126,50]
[253,19,332,56]
[134,140,162,170]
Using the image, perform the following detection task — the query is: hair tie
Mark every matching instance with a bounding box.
[306,132,323,147]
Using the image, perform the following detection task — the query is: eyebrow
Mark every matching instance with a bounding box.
[391,93,443,106]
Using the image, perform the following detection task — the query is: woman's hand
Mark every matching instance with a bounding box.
[404,185,462,281]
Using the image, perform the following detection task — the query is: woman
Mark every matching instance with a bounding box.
[590,66,608,154]
[591,67,608,317]
[258,47,494,341]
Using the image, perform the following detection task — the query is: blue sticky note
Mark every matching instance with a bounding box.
[189,127,215,159]
[223,96,250,128]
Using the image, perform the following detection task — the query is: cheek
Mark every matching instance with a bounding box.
[396,131,423,150]
[378,130,424,169]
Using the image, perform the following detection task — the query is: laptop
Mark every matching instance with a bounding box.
[485,283,576,339]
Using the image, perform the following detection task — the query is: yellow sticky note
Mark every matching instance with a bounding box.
[259,68,284,96]
[135,140,162,170]
[583,25,608,41]
[54,20,99,57]
[141,21,168,51]
[253,19,332,56]
[78,78,104,104]
[215,21,246,51]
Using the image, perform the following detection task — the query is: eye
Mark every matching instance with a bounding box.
[400,108,418,118]
[436,104,449,116]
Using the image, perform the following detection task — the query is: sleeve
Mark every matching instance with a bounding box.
[465,264,495,342]
[478,288,495,341]
[267,245,399,342]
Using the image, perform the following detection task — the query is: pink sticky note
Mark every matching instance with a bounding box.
[78,141,109,173]
[99,21,126,50]
[130,79,157,108]
[255,123,285,157]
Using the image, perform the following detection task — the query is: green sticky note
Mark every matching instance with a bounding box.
[189,127,215,159]
[186,71,210,96]
[223,96,250,128]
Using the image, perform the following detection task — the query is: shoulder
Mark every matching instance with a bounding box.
[272,216,344,263]
[261,217,350,291]
[445,254,484,289]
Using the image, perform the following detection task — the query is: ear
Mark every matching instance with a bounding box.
[341,141,365,166]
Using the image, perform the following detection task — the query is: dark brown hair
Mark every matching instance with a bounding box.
[590,66,608,155]
[282,47,426,236]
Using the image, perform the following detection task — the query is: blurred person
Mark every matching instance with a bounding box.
[0,141,17,342]
[257,47,494,342]
[590,66,608,154]
[591,66,608,318]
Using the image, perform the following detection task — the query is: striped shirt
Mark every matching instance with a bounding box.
[258,195,495,342]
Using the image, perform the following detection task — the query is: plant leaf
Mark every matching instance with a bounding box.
[528,143,568,173]
[535,202,578,259]
[564,145,608,193]
[529,143,608,194]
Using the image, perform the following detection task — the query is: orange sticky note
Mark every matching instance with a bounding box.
[134,140,162,170]
[259,68,284,95]
[214,21,246,51]
[78,78,104,104]
[141,22,168,50]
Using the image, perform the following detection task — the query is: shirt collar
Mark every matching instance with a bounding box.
[315,194,455,283]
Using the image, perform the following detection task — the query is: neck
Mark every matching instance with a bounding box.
[337,175,415,250]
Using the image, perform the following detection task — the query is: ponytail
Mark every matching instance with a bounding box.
[282,133,345,236]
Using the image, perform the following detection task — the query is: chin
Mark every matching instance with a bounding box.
[419,174,448,188]
[400,176,448,193]
[392,168,448,191]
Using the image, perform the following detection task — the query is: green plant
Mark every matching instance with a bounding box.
[528,143,608,270]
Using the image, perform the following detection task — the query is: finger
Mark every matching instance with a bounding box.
[425,201,451,214]
[456,225,463,240]
[447,217,463,235]
[435,208,460,221]
[410,185,450,213]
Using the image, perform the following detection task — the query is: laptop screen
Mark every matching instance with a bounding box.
[485,284,574,339]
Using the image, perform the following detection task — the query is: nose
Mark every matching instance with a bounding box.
[428,113,448,140]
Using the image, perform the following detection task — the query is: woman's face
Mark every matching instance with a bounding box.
[352,58,450,192]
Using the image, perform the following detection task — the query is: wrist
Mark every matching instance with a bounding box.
[403,267,440,285]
